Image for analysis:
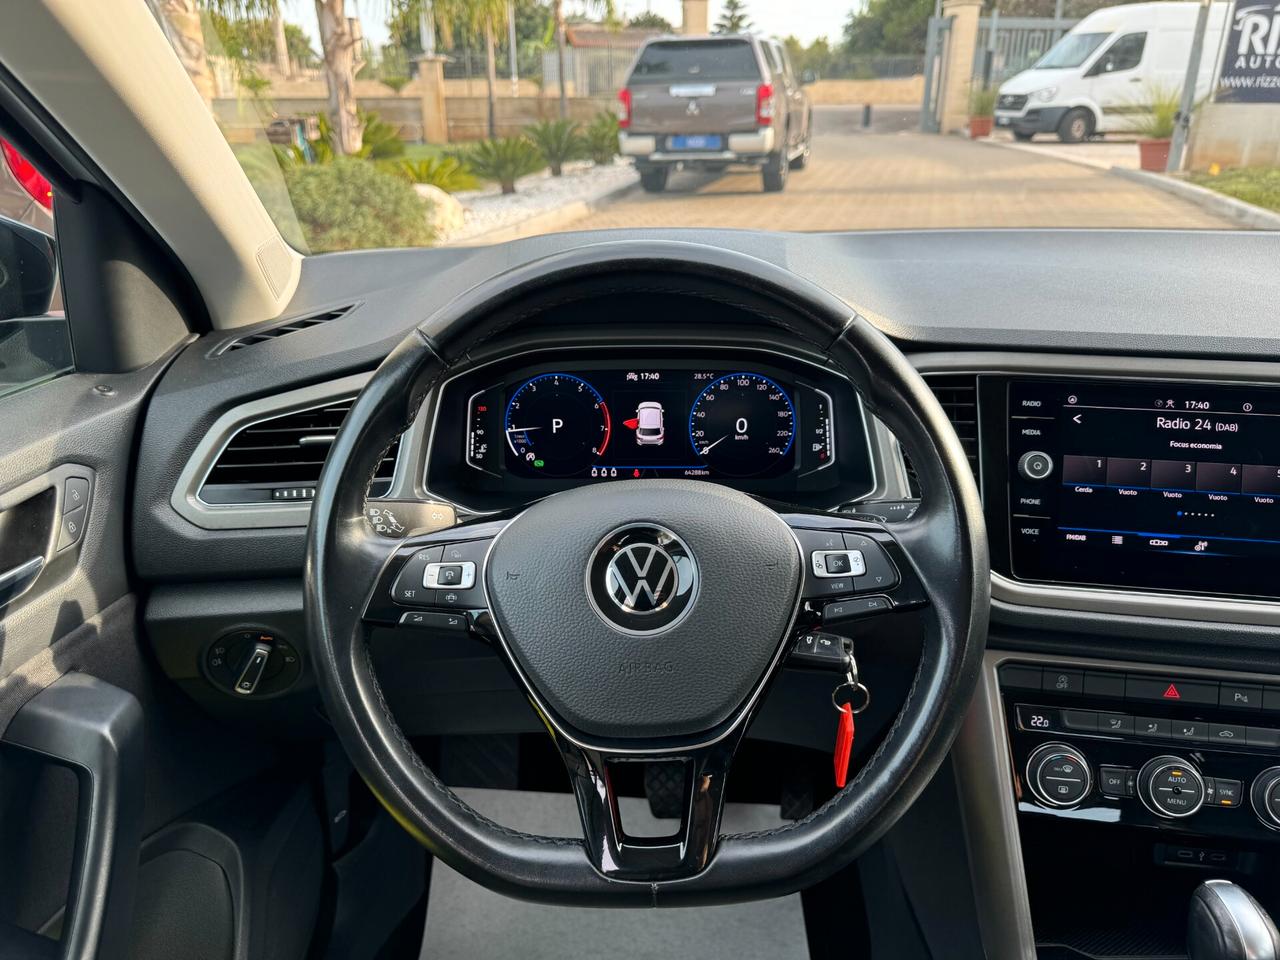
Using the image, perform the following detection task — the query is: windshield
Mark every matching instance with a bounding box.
[1033,32,1110,69]
[630,40,761,82]
[145,0,1266,253]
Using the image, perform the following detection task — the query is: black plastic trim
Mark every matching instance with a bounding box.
[2,673,144,960]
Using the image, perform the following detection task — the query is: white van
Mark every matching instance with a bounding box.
[994,1,1228,142]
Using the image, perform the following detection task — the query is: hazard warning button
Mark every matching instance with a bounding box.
[1126,675,1219,706]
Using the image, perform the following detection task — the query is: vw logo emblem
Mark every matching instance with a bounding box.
[587,524,698,634]
[608,542,678,613]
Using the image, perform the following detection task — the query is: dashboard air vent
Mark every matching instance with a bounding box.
[199,398,398,504]
[903,374,981,496]
[217,305,354,354]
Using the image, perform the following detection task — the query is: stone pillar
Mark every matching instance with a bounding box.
[682,0,709,35]
[939,0,982,135]
[413,54,449,144]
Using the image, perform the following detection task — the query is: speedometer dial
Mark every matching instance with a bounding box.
[688,373,796,478]
[505,374,611,477]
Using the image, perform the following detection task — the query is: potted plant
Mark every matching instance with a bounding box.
[969,86,997,139]
[1130,84,1182,172]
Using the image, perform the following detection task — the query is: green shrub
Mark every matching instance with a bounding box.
[283,158,433,252]
[397,156,481,192]
[526,119,582,176]
[360,111,406,159]
[583,111,619,165]
[457,137,544,194]
[969,85,998,118]
[1128,84,1182,139]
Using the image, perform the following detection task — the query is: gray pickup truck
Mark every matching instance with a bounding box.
[618,34,813,194]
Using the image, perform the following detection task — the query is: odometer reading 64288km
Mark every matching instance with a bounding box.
[504,374,611,477]
[689,373,796,478]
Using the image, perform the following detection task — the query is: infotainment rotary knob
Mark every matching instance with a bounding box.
[1139,756,1206,819]
[1017,450,1055,481]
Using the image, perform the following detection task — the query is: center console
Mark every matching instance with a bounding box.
[1001,660,1280,843]
[994,655,1280,958]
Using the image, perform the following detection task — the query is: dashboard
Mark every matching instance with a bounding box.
[125,230,1280,960]
[424,348,876,513]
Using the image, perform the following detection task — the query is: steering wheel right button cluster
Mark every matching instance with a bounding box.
[796,528,899,600]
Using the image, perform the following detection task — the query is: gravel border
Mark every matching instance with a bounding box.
[440,159,639,246]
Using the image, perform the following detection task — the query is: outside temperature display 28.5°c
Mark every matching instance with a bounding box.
[502,369,798,480]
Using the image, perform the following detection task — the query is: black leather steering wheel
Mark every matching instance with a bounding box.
[304,241,989,905]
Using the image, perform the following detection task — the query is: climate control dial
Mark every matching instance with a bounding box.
[1026,742,1092,808]
[1250,766,1280,831]
[1138,756,1206,819]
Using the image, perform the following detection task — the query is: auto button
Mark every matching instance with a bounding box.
[1139,756,1206,819]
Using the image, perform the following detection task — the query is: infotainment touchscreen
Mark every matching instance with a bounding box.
[1008,379,1280,599]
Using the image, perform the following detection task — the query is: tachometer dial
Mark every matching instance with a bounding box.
[688,373,796,478]
[504,374,611,477]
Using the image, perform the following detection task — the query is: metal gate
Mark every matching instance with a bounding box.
[921,15,953,134]
[974,15,1078,87]
[922,13,1078,131]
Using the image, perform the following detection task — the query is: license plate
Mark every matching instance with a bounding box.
[996,116,1011,126]
[669,135,722,150]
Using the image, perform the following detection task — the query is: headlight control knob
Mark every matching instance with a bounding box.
[1026,742,1092,807]
[1139,756,1206,819]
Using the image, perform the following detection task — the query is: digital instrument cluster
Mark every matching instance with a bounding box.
[1007,378,1280,600]
[426,352,875,512]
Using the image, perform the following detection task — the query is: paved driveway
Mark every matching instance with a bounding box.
[559,107,1232,232]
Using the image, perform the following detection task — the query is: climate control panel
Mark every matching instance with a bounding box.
[1002,660,1280,841]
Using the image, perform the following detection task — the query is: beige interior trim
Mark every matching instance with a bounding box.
[3,0,301,329]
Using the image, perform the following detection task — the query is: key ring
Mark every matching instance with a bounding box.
[831,681,871,715]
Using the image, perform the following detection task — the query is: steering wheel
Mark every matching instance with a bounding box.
[304,241,989,906]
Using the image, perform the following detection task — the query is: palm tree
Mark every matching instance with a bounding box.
[552,0,615,119]
[436,0,529,138]
[313,0,365,154]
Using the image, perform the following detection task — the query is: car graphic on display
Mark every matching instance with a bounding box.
[635,401,665,445]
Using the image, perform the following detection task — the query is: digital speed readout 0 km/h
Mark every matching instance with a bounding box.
[1008,378,1280,600]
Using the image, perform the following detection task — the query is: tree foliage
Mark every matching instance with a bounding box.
[206,10,318,66]
[627,11,674,32]
[842,0,934,56]
[713,0,753,34]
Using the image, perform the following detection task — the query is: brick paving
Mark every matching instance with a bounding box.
[557,125,1232,234]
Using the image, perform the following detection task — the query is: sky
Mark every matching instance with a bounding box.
[280,1,853,51]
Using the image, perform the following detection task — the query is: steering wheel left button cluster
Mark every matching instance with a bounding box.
[390,546,441,605]
[385,539,492,610]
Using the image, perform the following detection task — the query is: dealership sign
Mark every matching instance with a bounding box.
[1218,1,1280,102]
